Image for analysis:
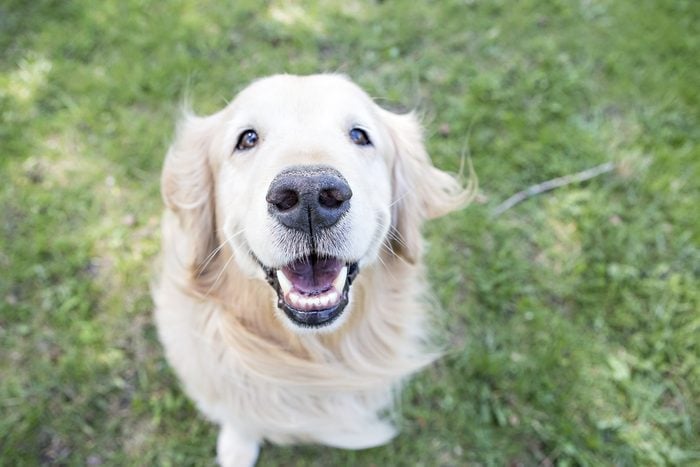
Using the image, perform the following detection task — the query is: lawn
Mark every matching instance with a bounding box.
[1,0,698,465]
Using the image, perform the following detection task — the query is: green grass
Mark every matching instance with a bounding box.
[1,0,698,465]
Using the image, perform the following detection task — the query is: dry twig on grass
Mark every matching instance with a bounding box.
[492,162,616,217]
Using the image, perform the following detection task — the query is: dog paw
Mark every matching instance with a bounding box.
[216,425,260,467]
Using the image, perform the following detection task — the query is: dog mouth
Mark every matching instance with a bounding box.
[262,255,359,328]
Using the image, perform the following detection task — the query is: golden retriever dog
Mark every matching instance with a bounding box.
[153,74,470,466]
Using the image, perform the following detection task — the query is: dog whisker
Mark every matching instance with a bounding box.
[388,190,410,209]
[204,251,236,298]
[196,227,247,276]
[383,223,410,253]
[196,241,228,275]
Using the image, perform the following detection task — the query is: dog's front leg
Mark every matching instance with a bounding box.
[216,425,260,467]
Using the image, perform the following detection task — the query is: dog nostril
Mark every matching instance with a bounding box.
[267,189,299,211]
[319,187,352,209]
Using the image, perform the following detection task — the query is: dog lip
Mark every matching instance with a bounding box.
[260,258,359,328]
[281,301,345,327]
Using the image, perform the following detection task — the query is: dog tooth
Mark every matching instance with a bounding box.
[332,266,348,292]
[320,295,330,307]
[289,291,301,307]
[276,270,293,294]
[328,290,339,305]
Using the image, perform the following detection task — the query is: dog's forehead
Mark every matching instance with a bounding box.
[230,74,374,119]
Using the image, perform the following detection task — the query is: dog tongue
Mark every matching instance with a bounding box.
[282,256,343,294]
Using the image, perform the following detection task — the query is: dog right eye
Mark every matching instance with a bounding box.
[235,129,259,151]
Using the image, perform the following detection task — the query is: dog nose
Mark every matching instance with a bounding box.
[266,166,352,233]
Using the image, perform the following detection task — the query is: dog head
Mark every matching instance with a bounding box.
[162,74,469,332]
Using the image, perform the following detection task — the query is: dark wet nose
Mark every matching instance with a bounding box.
[266,165,352,233]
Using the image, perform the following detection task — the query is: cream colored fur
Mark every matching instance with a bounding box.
[153,74,471,466]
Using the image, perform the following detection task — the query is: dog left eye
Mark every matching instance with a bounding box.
[349,128,372,146]
[235,129,259,151]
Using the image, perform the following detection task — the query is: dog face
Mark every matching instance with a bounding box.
[217,76,394,330]
[162,74,468,332]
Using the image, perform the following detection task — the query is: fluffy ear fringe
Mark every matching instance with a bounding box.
[161,111,222,294]
[382,110,476,264]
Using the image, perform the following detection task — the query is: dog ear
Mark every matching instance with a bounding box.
[161,111,223,292]
[381,110,473,264]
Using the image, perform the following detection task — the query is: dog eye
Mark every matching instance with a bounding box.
[349,128,372,146]
[235,129,258,151]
